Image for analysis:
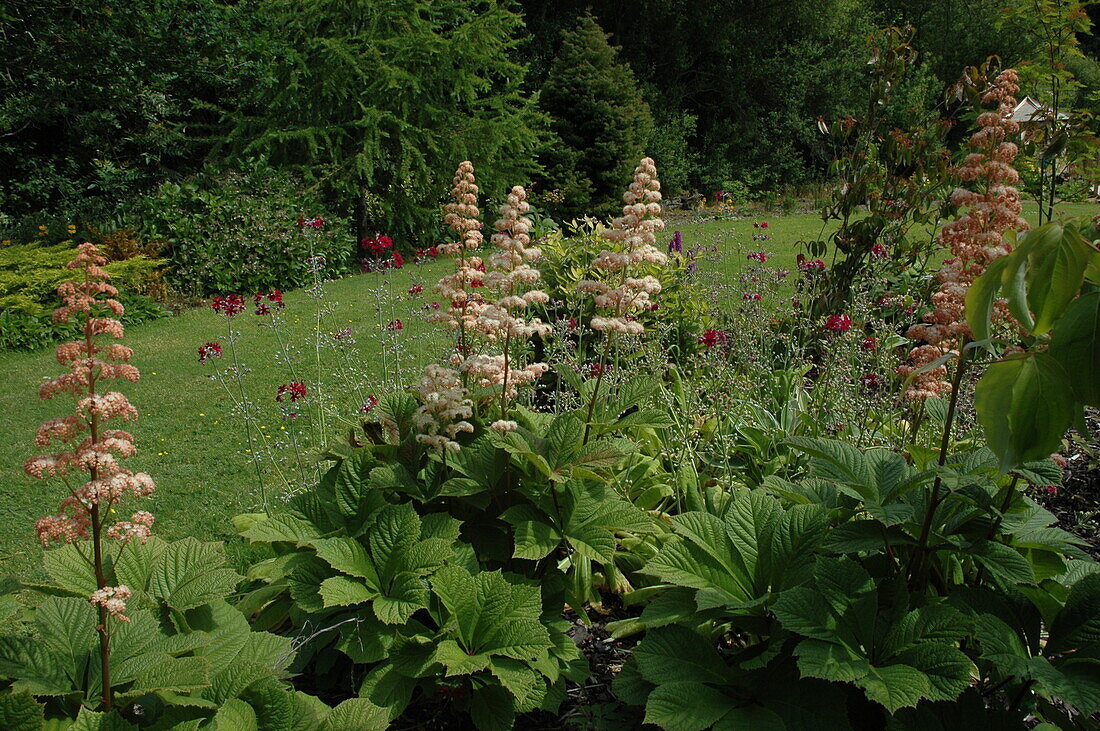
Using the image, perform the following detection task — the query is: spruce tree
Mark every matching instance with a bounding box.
[538,14,654,218]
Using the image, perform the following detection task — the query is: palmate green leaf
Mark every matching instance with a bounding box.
[975,353,1076,472]
[42,543,98,596]
[367,503,421,581]
[430,566,551,661]
[149,538,242,611]
[854,664,931,713]
[337,615,393,663]
[241,514,321,545]
[511,518,561,561]
[1047,573,1100,655]
[633,626,731,685]
[469,683,515,731]
[212,698,258,730]
[1040,659,1100,715]
[965,254,1012,345]
[319,575,377,608]
[372,573,429,625]
[432,639,492,676]
[69,707,138,730]
[318,698,389,731]
[130,656,211,695]
[971,541,1036,585]
[113,537,167,595]
[36,597,96,683]
[786,437,874,491]
[0,637,72,695]
[1048,291,1100,407]
[643,681,737,731]
[892,644,975,702]
[311,537,379,586]
[793,638,870,682]
[0,691,45,731]
[333,451,386,519]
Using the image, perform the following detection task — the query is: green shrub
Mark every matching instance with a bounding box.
[136,161,355,296]
[0,240,169,350]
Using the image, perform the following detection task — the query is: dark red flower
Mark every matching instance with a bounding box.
[870,243,889,259]
[304,217,324,229]
[408,284,424,295]
[747,251,769,263]
[387,319,403,331]
[859,372,885,391]
[359,395,379,413]
[276,382,307,402]
[392,251,404,268]
[198,342,222,363]
[824,314,851,333]
[698,328,728,347]
[861,336,877,352]
[798,259,826,273]
[212,294,245,317]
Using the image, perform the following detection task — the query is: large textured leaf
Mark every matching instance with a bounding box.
[0,637,71,695]
[793,639,870,682]
[149,538,242,611]
[42,544,98,596]
[468,683,515,731]
[975,353,1075,472]
[1047,573,1100,655]
[319,698,389,731]
[971,542,1036,585]
[35,597,96,684]
[130,656,211,695]
[892,644,975,702]
[241,514,321,545]
[372,572,429,624]
[311,537,379,586]
[0,691,44,731]
[644,682,736,731]
[786,437,874,490]
[855,664,931,713]
[965,255,1011,343]
[634,626,731,685]
[1048,291,1100,407]
[212,698,258,730]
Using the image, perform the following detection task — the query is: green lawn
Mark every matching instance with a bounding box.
[0,261,448,581]
[0,199,1095,582]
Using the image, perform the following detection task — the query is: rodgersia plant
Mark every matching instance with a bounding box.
[25,243,155,710]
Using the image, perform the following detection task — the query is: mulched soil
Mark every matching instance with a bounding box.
[1037,409,1100,560]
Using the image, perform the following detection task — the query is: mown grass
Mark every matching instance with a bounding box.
[0,199,1094,581]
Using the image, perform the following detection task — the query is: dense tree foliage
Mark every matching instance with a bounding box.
[1,0,1097,243]
[223,0,545,244]
[537,15,654,217]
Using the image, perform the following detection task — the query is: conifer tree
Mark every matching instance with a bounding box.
[538,14,654,217]
[225,0,544,245]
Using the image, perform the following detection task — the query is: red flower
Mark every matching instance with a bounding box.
[698,328,728,347]
[798,259,826,273]
[392,251,405,269]
[588,363,610,378]
[253,290,286,315]
[859,373,885,391]
[212,294,245,317]
[747,251,769,263]
[276,382,307,402]
[359,396,379,413]
[870,243,889,259]
[304,217,324,229]
[824,314,851,333]
[198,342,222,363]
[861,336,877,352]
[408,284,424,295]
[742,293,762,301]
[387,319,403,331]
[423,301,441,310]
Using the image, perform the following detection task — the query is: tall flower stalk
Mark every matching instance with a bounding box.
[27,243,157,711]
[897,69,1027,587]
[577,157,667,441]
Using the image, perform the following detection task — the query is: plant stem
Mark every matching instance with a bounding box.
[907,346,969,589]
